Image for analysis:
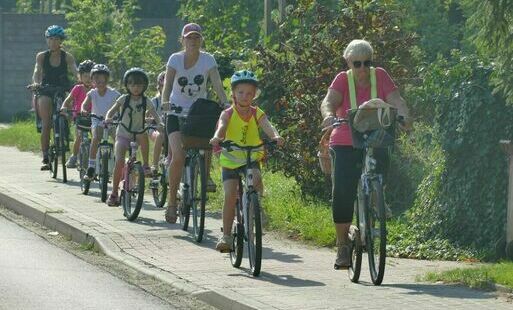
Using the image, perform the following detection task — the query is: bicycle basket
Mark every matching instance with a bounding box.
[348,108,397,149]
[317,129,332,175]
[180,98,223,149]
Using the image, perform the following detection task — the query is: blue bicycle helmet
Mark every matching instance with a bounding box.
[90,64,110,77]
[123,67,149,93]
[45,25,66,39]
[78,60,95,73]
[230,70,258,88]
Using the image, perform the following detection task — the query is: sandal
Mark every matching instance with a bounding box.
[165,205,178,224]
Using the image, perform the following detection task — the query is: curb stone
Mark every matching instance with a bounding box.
[0,190,271,310]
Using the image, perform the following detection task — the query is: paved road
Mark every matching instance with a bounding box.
[0,215,174,310]
[0,145,511,309]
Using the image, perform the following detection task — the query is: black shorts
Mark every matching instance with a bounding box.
[38,85,66,99]
[166,114,180,135]
[222,161,261,182]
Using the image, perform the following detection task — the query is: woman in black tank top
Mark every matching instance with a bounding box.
[31,25,79,170]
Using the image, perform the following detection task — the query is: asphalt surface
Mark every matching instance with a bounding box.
[0,215,175,310]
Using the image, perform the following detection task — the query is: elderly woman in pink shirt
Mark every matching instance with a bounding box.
[320,39,412,269]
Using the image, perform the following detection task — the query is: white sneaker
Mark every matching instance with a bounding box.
[216,235,234,253]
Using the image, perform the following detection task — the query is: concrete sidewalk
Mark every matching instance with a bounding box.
[0,145,511,310]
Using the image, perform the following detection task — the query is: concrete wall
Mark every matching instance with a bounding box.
[0,12,180,121]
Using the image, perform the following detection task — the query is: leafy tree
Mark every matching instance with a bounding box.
[467,0,513,105]
[65,0,165,86]
[252,0,416,197]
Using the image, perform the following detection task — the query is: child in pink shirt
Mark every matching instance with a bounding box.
[60,60,95,168]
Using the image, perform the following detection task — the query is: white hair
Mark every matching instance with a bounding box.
[343,39,374,60]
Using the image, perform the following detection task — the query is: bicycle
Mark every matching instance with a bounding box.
[28,84,70,182]
[118,123,157,221]
[90,115,115,203]
[336,109,403,285]
[220,140,276,277]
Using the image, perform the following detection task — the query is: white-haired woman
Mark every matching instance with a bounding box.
[320,39,412,269]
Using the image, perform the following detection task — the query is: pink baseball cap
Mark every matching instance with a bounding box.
[182,23,202,37]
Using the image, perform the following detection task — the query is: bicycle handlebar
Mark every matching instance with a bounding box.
[219,140,277,152]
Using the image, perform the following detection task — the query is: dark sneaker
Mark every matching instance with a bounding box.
[40,158,50,171]
[216,235,234,253]
[85,166,95,180]
[107,193,119,207]
[334,243,351,270]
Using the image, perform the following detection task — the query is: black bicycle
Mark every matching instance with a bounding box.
[220,140,276,277]
[29,84,70,183]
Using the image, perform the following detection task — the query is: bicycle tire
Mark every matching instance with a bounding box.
[230,182,244,267]
[122,162,145,221]
[50,143,58,179]
[79,143,90,195]
[246,192,262,276]
[348,199,363,283]
[191,154,206,243]
[100,152,109,202]
[59,116,67,183]
[151,160,167,208]
[366,179,386,285]
[179,168,190,231]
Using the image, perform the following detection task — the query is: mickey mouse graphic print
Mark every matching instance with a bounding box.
[166,50,217,115]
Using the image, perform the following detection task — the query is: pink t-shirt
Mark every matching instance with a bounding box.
[328,67,397,146]
[70,84,89,118]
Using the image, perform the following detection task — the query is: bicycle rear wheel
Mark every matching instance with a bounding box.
[366,179,387,285]
[59,116,67,183]
[230,182,244,268]
[348,198,363,282]
[122,162,145,221]
[246,192,262,276]
[79,144,90,195]
[151,160,167,208]
[50,143,58,179]
[191,154,206,243]
[99,152,109,202]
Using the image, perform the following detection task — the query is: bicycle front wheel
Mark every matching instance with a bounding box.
[348,198,362,283]
[50,144,58,179]
[246,192,262,276]
[122,162,145,221]
[59,117,68,183]
[365,179,387,285]
[99,152,109,202]
[191,154,207,243]
[79,144,90,195]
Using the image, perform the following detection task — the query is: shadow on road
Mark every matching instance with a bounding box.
[382,283,497,299]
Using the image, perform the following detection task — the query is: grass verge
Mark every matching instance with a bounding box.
[0,120,40,152]
[421,261,513,290]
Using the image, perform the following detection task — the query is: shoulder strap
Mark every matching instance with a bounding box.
[347,67,378,110]
[119,94,131,121]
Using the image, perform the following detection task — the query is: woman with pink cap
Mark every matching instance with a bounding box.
[161,23,229,223]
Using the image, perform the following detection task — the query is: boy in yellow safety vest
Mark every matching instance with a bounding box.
[210,70,284,252]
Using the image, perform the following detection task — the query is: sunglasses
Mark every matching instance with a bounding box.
[353,60,372,68]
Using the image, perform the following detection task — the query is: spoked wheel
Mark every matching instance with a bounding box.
[230,190,244,267]
[348,224,362,283]
[151,161,167,208]
[179,182,190,231]
[79,146,90,195]
[246,192,262,277]
[366,179,387,285]
[122,162,145,221]
[99,152,109,202]
[59,116,68,183]
[191,155,206,243]
[49,144,58,179]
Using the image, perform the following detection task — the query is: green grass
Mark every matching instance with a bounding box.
[422,261,513,290]
[0,120,40,152]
